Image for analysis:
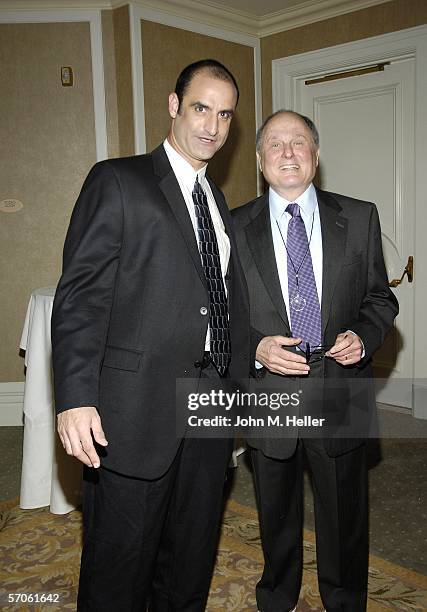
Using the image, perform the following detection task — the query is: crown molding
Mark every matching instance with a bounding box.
[0,0,394,38]
[258,0,394,37]
[133,0,258,35]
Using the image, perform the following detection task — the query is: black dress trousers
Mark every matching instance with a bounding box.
[78,362,233,612]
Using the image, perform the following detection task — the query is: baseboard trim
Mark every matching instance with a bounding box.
[0,382,24,426]
[414,381,427,420]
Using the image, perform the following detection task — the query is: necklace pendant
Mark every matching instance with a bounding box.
[290,291,306,312]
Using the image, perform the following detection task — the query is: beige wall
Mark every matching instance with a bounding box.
[102,10,120,158]
[0,22,97,382]
[102,5,134,158]
[113,6,134,157]
[140,20,257,209]
[261,0,427,116]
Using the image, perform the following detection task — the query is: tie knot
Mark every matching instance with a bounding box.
[286,203,300,217]
[193,175,204,193]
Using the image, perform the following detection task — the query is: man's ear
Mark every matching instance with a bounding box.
[168,93,179,119]
[256,152,263,173]
[315,148,320,167]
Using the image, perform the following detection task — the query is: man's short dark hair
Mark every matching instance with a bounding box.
[256,110,320,152]
[175,59,239,111]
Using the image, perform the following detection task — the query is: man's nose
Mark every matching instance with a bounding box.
[205,115,219,136]
[282,143,294,157]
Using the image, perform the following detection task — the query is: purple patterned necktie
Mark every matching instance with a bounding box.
[286,203,322,350]
[193,177,231,375]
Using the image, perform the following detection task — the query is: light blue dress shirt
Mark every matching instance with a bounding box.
[255,182,364,363]
[269,182,323,319]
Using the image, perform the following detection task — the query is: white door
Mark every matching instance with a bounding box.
[298,60,415,409]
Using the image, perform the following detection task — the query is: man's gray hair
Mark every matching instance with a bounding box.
[256,110,320,152]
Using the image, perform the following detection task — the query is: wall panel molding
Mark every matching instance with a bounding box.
[0,9,108,162]
[128,2,262,191]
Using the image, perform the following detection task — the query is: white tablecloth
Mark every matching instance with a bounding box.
[19,287,81,514]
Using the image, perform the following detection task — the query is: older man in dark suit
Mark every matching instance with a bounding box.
[51,59,250,611]
[232,110,398,612]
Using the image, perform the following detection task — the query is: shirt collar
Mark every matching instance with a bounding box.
[163,138,207,187]
[269,183,317,221]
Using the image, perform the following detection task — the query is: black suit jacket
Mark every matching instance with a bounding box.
[52,145,250,479]
[232,188,398,458]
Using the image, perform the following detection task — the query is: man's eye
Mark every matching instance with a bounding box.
[293,140,305,147]
[219,111,231,120]
[195,105,205,112]
[271,142,281,148]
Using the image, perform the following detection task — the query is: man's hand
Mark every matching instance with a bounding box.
[256,335,310,376]
[57,406,108,468]
[326,332,363,365]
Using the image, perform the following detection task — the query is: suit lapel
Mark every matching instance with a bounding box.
[152,145,207,289]
[317,189,348,334]
[245,194,291,330]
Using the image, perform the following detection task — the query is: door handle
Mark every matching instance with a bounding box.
[389,256,414,287]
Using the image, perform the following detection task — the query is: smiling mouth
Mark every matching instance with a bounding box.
[280,164,299,170]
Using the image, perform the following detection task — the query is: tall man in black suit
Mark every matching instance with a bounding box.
[232,110,398,612]
[51,59,250,611]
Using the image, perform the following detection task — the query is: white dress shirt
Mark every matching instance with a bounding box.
[163,139,230,351]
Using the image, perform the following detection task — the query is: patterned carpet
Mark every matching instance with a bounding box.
[0,498,426,611]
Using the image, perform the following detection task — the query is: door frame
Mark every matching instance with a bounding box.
[272,25,427,419]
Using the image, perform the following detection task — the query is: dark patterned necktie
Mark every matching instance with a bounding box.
[286,202,322,350]
[192,177,231,375]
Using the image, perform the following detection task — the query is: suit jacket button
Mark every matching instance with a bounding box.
[194,361,202,368]
[200,306,208,315]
